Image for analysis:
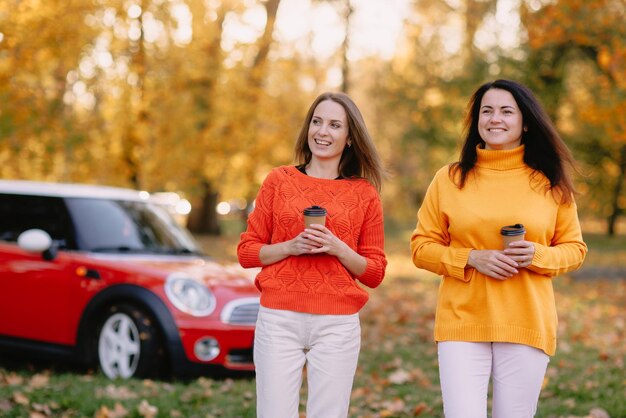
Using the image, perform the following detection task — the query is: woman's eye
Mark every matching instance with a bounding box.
[312,119,321,125]
[331,123,341,129]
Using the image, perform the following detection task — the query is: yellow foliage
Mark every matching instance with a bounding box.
[0,0,624,231]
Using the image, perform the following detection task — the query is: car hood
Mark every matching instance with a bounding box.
[87,253,260,289]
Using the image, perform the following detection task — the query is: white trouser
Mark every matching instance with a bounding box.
[253,306,361,418]
[438,341,550,418]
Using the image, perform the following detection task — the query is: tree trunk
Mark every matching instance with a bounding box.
[123,0,148,190]
[463,0,496,68]
[341,0,353,93]
[607,145,626,236]
[187,181,221,235]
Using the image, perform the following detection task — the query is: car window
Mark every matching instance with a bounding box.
[0,194,76,248]
[65,198,203,254]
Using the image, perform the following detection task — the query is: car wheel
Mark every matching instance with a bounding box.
[97,303,164,379]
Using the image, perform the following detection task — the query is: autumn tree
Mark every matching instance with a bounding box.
[0,0,99,180]
[371,0,505,222]
[2,0,623,237]
[523,0,626,235]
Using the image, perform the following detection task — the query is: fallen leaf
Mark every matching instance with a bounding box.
[563,398,576,408]
[351,386,371,399]
[98,402,129,418]
[29,373,49,389]
[137,399,158,418]
[4,373,24,386]
[31,402,52,415]
[413,402,428,416]
[587,407,610,418]
[380,398,406,414]
[95,384,138,400]
[12,392,29,406]
[388,369,412,384]
[218,378,234,393]
[94,405,110,418]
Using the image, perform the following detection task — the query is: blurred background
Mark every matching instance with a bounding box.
[1,0,624,237]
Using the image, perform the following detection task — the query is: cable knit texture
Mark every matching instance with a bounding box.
[410,145,587,355]
[238,166,387,315]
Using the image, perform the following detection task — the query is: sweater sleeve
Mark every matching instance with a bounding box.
[354,193,387,288]
[528,199,587,277]
[410,170,472,282]
[237,170,277,268]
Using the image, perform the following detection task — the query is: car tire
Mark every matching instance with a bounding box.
[97,303,164,379]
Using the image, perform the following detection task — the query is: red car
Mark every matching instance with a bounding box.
[0,180,259,379]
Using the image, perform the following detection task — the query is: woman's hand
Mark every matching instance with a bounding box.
[467,249,519,280]
[303,224,349,256]
[260,224,367,276]
[503,240,536,269]
[258,231,322,265]
[303,224,367,276]
[288,229,331,256]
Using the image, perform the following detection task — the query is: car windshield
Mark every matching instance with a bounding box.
[65,198,204,255]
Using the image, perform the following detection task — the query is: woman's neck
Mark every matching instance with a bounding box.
[305,159,340,179]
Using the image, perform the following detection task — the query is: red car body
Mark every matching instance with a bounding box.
[0,180,259,379]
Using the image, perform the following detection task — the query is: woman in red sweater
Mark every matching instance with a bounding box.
[238,92,387,418]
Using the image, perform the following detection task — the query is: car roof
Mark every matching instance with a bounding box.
[0,179,148,201]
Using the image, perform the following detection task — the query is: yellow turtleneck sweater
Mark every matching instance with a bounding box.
[410,145,587,355]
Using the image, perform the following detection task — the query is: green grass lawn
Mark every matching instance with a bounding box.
[1,228,624,417]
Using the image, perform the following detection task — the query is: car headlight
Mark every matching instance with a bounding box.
[164,273,216,317]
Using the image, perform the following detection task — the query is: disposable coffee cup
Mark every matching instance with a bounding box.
[303,205,327,227]
[501,224,526,249]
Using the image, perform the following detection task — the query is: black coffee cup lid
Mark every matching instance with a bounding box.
[500,223,525,236]
[303,205,327,216]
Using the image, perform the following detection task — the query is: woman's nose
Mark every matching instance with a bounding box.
[489,112,502,123]
[489,113,502,123]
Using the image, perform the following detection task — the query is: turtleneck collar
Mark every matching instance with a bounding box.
[476,144,526,171]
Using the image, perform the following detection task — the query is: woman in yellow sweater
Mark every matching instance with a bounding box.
[410,79,587,418]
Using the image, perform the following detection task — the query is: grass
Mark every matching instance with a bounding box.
[1,224,624,417]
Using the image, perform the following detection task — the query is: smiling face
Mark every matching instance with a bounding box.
[478,88,525,150]
[307,99,350,163]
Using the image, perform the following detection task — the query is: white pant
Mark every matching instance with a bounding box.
[253,306,361,418]
[438,341,550,418]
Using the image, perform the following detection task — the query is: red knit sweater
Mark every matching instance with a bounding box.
[237,166,387,315]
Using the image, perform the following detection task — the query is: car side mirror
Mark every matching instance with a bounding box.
[17,229,57,261]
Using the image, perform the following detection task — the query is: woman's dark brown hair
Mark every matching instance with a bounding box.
[450,79,578,204]
[294,92,384,192]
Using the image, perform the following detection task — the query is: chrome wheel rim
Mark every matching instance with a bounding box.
[98,312,141,378]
